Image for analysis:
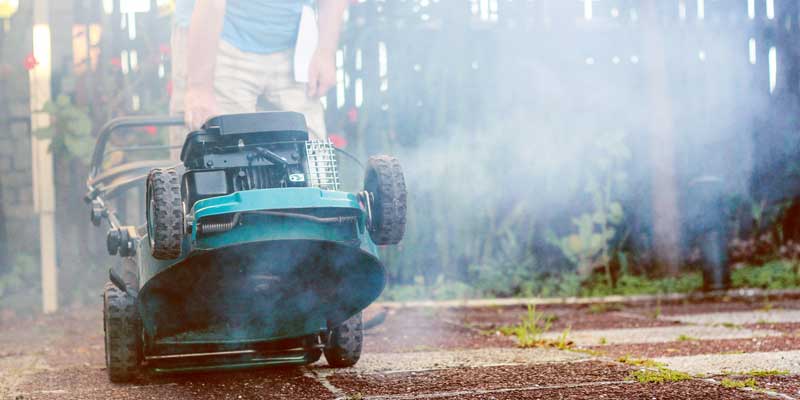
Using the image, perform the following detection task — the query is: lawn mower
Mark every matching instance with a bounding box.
[85,112,406,382]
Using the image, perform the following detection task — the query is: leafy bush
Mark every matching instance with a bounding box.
[731,260,799,289]
[33,95,93,164]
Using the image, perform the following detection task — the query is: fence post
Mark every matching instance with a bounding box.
[30,0,58,313]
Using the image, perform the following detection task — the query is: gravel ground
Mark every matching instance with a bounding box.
[4,296,800,399]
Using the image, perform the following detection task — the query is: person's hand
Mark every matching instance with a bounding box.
[307,48,336,98]
[184,87,218,130]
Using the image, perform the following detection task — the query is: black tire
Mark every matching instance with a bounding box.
[103,282,141,383]
[306,348,322,364]
[146,168,183,260]
[324,312,363,368]
[364,156,407,245]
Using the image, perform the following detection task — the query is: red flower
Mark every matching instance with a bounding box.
[347,107,358,123]
[159,43,171,57]
[144,126,157,136]
[328,134,347,149]
[110,57,122,70]
[24,54,38,70]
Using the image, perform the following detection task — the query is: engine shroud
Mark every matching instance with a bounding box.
[180,112,321,209]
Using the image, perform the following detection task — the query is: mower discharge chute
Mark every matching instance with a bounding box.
[86,112,406,382]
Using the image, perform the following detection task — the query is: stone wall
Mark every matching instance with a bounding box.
[0,1,38,262]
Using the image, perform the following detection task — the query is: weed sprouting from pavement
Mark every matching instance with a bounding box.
[718,322,742,329]
[498,305,554,347]
[720,377,759,389]
[630,368,692,383]
[588,302,624,314]
[570,347,605,356]
[553,328,573,350]
[676,334,698,342]
[598,336,607,345]
[347,393,364,400]
[742,369,789,377]
[648,299,662,319]
[617,355,665,368]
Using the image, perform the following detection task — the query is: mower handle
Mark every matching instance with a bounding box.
[89,115,185,180]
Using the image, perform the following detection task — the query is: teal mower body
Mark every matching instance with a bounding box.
[86,112,406,381]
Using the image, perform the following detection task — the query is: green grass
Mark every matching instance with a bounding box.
[720,377,758,389]
[380,258,800,303]
[616,355,665,368]
[630,368,692,383]
[588,302,624,314]
[742,369,789,377]
[552,328,573,350]
[497,305,554,348]
[676,334,698,342]
[731,260,799,290]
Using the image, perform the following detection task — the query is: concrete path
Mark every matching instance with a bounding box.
[663,310,800,325]
[542,325,781,346]
[4,296,800,399]
[655,350,800,375]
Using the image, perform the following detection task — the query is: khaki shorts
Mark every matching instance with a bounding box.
[169,31,327,159]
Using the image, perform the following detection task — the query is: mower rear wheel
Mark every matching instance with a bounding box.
[364,156,407,245]
[103,282,141,383]
[324,312,363,368]
[146,167,183,260]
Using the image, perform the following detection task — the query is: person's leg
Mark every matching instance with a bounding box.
[168,25,188,160]
[260,50,327,140]
[213,40,263,116]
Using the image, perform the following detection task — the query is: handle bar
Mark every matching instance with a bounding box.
[89,115,185,180]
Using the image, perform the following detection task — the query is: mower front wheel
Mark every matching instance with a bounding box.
[324,312,363,368]
[103,282,142,383]
[146,167,183,260]
[364,156,407,245]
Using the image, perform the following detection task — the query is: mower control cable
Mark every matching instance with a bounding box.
[197,211,358,234]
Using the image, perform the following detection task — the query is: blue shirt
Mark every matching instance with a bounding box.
[174,0,195,27]
[173,0,309,55]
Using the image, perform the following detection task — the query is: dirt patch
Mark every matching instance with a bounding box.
[594,335,800,358]
[327,361,633,397]
[14,366,333,400]
[431,380,771,399]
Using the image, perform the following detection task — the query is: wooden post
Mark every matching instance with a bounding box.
[30,0,58,313]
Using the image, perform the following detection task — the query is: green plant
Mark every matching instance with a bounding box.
[617,355,665,368]
[742,370,789,377]
[553,328,573,350]
[33,95,93,164]
[598,337,607,345]
[731,260,798,290]
[720,377,758,389]
[498,305,554,348]
[648,298,662,319]
[588,302,624,314]
[630,368,692,383]
[546,131,630,287]
[676,334,697,342]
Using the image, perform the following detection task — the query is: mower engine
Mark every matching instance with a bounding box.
[180,112,339,210]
